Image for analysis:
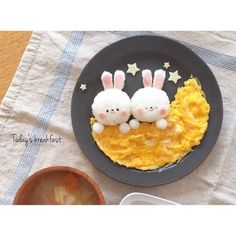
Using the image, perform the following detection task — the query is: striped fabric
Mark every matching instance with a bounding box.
[0,31,235,205]
[3,32,84,204]
[113,31,236,72]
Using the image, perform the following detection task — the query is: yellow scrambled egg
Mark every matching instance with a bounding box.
[91,78,210,170]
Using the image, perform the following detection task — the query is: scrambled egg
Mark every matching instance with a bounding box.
[91,78,210,170]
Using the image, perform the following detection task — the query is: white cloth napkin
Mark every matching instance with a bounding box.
[0,31,236,205]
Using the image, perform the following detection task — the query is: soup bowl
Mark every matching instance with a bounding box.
[13,166,105,205]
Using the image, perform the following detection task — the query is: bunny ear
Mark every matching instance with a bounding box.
[142,69,152,87]
[153,69,166,89]
[101,71,113,90]
[114,70,125,90]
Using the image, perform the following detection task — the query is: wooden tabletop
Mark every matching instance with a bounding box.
[0,32,32,102]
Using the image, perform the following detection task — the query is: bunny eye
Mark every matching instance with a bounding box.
[116,108,119,111]
[106,109,109,113]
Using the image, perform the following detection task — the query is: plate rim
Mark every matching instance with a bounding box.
[71,34,223,187]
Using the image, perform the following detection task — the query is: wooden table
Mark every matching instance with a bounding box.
[0,32,32,102]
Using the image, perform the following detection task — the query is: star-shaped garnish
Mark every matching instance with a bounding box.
[80,84,87,91]
[127,63,140,76]
[163,62,170,69]
[168,70,182,84]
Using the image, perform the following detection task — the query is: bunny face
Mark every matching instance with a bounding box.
[131,87,170,122]
[92,70,131,126]
[131,69,170,122]
[92,89,131,125]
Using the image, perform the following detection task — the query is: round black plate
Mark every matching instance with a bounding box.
[71,35,223,187]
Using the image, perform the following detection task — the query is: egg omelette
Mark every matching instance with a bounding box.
[90,78,210,170]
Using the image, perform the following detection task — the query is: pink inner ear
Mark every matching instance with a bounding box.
[154,75,164,89]
[142,70,152,87]
[114,76,124,89]
[103,76,113,89]
[154,70,165,89]
[143,77,151,87]
[137,108,143,116]
[98,112,105,120]
[120,111,127,117]
[101,72,113,89]
[114,71,125,90]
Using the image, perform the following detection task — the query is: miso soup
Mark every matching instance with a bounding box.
[29,172,99,205]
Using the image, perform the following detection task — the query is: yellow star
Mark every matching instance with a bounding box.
[168,70,182,84]
[80,84,87,91]
[163,62,170,69]
[127,63,140,76]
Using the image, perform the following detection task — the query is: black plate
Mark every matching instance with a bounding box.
[71,35,223,187]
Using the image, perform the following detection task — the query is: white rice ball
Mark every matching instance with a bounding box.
[92,122,104,134]
[129,119,140,129]
[119,123,130,134]
[156,119,168,129]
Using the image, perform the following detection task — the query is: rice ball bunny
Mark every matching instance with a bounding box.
[92,70,131,134]
[130,69,170,129]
